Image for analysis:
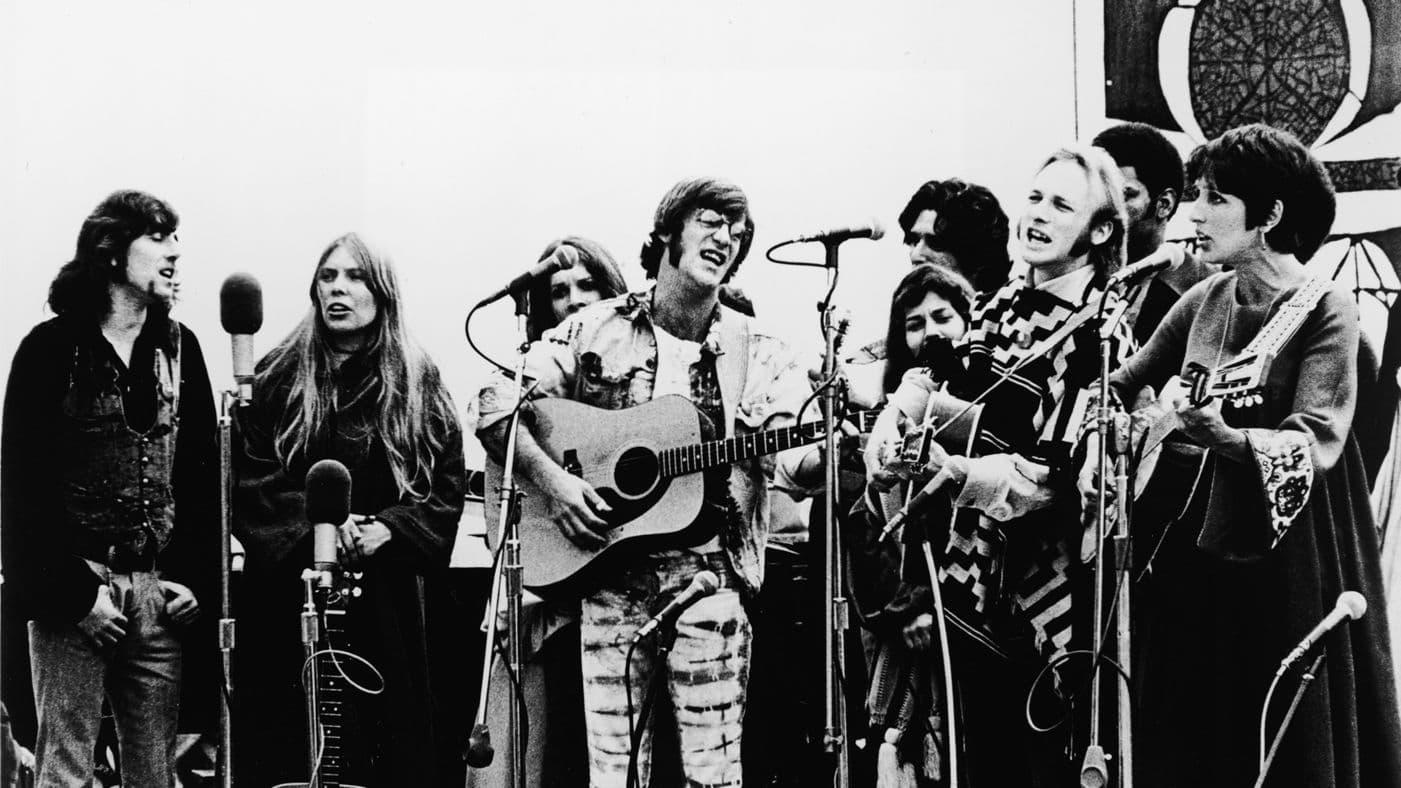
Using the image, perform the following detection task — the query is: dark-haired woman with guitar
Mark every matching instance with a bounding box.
[233,233,467,787]
[1106,124,1401,788]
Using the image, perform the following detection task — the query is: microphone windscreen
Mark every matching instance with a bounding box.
[305,459,351,524]
[220,273,264,334]
[694,570,720,595]
[866,218,886,241]
[916,335,965,387]
[1339,590,1367,619]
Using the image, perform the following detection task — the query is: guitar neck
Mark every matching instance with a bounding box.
[657,421,822,478]
[315,604,349,788]
[655,407,881,478]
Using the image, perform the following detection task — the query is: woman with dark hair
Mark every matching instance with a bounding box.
[233,233,467,786]
[473,236,627,788]
[881,263,975,396]
[525,236,628,342]
[848,263,974,787]
[1110,123,1401,787]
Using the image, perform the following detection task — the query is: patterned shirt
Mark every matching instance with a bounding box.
[885,266,1137,664]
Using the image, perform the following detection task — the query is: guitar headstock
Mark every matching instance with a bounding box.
[1185,353,1270,409]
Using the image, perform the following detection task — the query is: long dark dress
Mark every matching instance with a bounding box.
[1112,272,1401,788]
[233,352,467,787]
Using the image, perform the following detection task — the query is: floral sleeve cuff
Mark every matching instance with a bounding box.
[1241,428,1313,546]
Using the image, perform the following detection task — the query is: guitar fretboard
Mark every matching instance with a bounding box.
[655,409,881,479]
[315,604,349,788]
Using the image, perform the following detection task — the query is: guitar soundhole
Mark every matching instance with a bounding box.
[613,446,659,499]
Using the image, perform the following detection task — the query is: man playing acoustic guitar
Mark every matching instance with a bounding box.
[859,146,1138,786]
[476,177,812,788]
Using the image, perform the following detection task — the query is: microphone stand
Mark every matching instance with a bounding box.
[1253,653,1325,788]
[468,294,532,788]
[817,243,852,788]
[216,382,250,788]
[626,623,678,788]
[903,391,960,787]
[297,570,325,786]
[1080,294,1133,788]
[913,517,960,787]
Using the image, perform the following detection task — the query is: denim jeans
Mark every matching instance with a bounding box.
[28,568,181,787]
[580,551,750,788]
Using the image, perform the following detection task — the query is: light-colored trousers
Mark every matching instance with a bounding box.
[28,569,181,788]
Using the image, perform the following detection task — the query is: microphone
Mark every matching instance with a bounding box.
[305,459,352,588]
[465,723,494,768]
[1277,591,1367,675]
[790,219,886,244]
[632,571,720,643]
[1106,244,1183,289]
[476,245,579,307]
[877,473,951,543]
[915,335,965,389]
[220,273,264,400]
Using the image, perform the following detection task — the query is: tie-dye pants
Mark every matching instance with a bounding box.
[580,550,750,788]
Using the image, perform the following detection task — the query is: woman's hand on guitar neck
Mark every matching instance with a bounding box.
[1169,384,1249,462]
[539,469,612,548]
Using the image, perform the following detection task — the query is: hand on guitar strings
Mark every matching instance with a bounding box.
[865,415,951,493]
[539,468,612,549]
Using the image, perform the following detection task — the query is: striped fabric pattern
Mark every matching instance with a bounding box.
[946,275,1135,664]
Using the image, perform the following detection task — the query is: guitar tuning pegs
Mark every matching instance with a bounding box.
[350,587,363,598]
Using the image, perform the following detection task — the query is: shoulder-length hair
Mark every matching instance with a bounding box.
[639,177,754,283]
[48,190,179,321]
[1036,145,1128,284]
[897,178,1012,293]
[1185,123,1335,261]
[526,236,628,341]
[882,263,974,394]
[256,232,455,500]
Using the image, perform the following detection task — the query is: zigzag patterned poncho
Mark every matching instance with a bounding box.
[909,269,1135,665]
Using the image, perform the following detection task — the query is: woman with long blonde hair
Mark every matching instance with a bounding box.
[234,232,467,787]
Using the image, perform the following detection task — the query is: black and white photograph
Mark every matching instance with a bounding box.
[2,1,1400,786]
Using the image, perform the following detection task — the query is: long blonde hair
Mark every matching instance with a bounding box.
[257,233,455,500]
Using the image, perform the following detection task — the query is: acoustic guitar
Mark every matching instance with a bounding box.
[484,394,985,594]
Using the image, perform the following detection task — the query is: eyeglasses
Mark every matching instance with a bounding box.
[694,209,749,243]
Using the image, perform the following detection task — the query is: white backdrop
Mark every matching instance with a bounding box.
[3,0,1397,470]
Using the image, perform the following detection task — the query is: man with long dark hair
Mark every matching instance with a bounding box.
[477,177,811,787]
[1,190,218,786]
[898,178,1012,294]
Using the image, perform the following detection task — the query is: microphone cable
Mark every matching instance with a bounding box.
[464,300,515,376]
